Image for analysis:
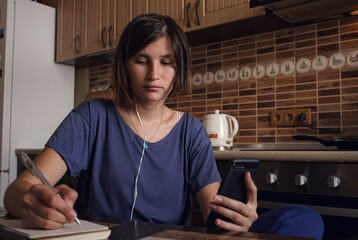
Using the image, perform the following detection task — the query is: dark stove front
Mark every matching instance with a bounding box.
[255,161,358,240]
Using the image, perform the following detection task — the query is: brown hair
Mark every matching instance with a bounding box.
[111,13,191,107]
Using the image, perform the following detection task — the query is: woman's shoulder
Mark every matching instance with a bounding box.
[73,98,114,119]
[182,112,203,126]
[75,98,113,112]
[178,112,207,136]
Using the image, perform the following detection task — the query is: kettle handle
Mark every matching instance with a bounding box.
[226,115,239,138]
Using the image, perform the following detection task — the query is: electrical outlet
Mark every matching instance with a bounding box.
[296,108,311,126]
[270,109,311,126]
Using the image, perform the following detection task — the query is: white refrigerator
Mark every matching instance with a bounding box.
[0,0,75,206]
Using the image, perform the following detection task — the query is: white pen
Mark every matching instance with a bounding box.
[19,151,81,224]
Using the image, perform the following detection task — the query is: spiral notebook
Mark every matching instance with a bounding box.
[0,218,111,240]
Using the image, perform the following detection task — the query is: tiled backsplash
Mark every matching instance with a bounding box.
[89,16,358,144]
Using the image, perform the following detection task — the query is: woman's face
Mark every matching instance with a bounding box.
[126,36,177,105]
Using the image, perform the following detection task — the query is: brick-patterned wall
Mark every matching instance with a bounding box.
[88,16,358,144]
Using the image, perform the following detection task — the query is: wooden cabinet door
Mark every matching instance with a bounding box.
[56,0,82,62]
[183,0,201,32]
[132,0,147,18]
[132,0,186,30]
[198,0,265,30]
[81,0,107,55]
[109,0,132,50]
[148,0,186,29]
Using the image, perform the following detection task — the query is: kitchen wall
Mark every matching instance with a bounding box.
[87,15,358,144]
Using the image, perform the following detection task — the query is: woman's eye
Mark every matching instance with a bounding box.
[135,59,147,64]
[161,61,174,66]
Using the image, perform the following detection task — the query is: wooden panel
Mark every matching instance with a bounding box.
[173,0,185,29]
[132,0,148,18]
[206,0,213,12]
[162,0,185,23]
[56,0,82,62]
[61,0,75,51]
[82,0,103,55]
[111,0,131,49]
[201,1,265,29]
[102,0,110,48]
[133,0,186,31]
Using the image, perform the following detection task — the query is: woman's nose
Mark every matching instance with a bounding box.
[147,62,160,80]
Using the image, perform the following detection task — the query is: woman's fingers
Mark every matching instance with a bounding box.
[208,172,259,231]
[21,207,66,229]
[56,184,79,209]
[20,184,78,229]
[209,195,257,220]
[209,198,254,231]
[244,172,258,209]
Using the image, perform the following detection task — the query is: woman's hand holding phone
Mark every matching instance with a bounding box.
[208,172,258,231]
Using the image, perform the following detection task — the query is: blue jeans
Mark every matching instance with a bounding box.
[250,205,324,240]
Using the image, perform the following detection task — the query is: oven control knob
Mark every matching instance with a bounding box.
[295,174,307,186]
[265,173,278,184]
[327,176,341,188]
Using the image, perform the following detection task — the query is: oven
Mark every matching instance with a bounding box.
[229,143,358,240]
[256,161,358,240]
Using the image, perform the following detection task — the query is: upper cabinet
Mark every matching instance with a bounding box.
[112,0,132,48]
[132,0,186,29]
[185,0,265,32]
[56,0,131,62]
[56,0,82,62]
[81,0,131,55]
[56,0,264,63]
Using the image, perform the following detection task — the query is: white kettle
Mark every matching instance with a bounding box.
[202,110,239,150]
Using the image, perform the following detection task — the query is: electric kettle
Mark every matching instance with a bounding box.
[202,110,239,150]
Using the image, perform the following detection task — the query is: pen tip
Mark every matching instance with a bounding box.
[75,218,81,224]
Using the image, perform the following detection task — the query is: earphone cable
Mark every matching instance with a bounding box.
[130,96,167,220]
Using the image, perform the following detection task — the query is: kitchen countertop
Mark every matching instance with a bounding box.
[214,143,358,162]
[214,150,358,162]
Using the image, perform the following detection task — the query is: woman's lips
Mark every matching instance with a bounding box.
[144,85,161,91]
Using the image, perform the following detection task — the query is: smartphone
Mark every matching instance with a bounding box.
[206,158,260,228]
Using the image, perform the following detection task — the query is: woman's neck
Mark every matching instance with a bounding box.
[132,97,167,124]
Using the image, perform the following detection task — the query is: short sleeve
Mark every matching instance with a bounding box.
[45,101,91,176]
[187,116,221,194]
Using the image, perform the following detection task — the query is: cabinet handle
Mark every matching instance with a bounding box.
[108,25,113,47]
[101,27,107,48]
[194,0,200,26]
[186,2,191,28]
[75,35,80,54]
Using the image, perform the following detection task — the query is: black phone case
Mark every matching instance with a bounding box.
[206,158,260,228]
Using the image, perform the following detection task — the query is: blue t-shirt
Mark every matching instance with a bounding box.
[46,98,221,225]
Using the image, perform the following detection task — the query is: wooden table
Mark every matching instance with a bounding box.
[88,217,314,240]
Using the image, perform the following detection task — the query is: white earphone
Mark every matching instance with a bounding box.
[130,96,167,220]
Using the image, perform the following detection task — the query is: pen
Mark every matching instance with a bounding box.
[19,151,81,225]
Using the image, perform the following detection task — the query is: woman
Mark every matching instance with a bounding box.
[4,14,323,239]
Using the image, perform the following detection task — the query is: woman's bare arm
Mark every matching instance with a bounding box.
[4,147,78,229]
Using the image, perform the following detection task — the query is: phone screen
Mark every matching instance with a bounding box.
[206,158,259,228]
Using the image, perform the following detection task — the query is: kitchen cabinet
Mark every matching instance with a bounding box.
[132,0,186,29]
[56,0,264,62]
[56,0,131,62]
[112,0,132,48]
[56,0,82,62]
[82,0,131,55]
[185,0,265,32]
